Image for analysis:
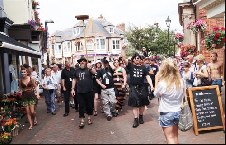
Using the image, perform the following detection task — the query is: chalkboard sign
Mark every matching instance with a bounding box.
[188,85,225,135]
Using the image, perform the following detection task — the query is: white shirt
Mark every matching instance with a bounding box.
[51,70,61,84]
[42,75,57,90]
[31,71,38,80]
[154,80,184,112]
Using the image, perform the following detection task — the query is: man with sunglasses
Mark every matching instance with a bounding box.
[121,45,154,128]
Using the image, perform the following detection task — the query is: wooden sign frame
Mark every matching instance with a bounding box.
[188,85,225,135]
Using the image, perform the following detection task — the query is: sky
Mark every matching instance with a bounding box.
[37,0,184,34]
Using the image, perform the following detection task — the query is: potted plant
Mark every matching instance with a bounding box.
[179,44,196,58]
[32,0,39,9]
[204,27,225,51]
[28,19,37,30]
[175,33,184,42]
[3,118,17,133]
[0,132,12,144]
[186,19,207,33]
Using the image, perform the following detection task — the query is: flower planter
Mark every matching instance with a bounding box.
[179,38,183,42]
[215,42,224,49]
[11,126,19,137]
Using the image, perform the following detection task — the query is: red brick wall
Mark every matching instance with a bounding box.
[198,9,225,64]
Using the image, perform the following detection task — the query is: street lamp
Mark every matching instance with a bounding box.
[45,19,54,67]
[165,16,171,57]
[75,15,89,57]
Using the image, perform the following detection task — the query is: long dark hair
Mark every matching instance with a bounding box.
[131,52,141,62]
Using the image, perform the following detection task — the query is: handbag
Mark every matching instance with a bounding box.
[200,69,212,86]
[178,87,193,132]
[201,77,212,86]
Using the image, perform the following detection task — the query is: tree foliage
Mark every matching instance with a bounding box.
[125,25,177,57]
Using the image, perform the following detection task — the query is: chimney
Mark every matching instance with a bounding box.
[116,23,125,32]
[98,14,104,19]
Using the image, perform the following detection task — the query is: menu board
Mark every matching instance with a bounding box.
[188,85,225,135]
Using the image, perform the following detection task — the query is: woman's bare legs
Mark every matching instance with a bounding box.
[162,125,179,144]
[25,105,33,129]
[94,93,99,115]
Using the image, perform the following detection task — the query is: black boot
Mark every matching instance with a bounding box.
[132,118,139,128]
[139,114,144,124]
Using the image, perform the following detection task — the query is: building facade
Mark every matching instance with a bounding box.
[0,0,43,94]
[48,15,125,65]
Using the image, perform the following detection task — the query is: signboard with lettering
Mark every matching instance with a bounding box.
[188,85,225,135]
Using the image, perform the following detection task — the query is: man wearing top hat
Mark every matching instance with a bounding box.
[71,56,96,129]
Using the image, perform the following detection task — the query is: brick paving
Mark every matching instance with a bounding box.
[11,86,225,144]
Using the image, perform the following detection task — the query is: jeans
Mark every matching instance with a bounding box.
[44,89,56,113]
[212,79,222,92]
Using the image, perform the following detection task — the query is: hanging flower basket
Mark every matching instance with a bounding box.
[175,33,184,42]
[215,42,224,49]
[32,1,39,9]
[186,19,207,33]
[205,27,225,51]
[179,44,196,58]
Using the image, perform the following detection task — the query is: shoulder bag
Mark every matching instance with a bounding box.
[178,85,193,132]
[200,68,212,86]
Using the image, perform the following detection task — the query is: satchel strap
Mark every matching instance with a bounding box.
[181,80,188,107]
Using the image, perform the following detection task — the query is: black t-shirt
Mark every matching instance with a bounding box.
[127,62,148,86]
[96,67,114,89]
[93,69,101,89]
[61,67,75,90]
[149,64,159,80]
[73,68,93,93]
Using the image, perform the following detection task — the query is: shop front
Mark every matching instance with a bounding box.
[0,33,41,95]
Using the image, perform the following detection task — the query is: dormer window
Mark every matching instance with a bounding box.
[73,27,80,35]
[109,27,114,33]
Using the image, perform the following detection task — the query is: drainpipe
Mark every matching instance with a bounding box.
[191,1,198,52]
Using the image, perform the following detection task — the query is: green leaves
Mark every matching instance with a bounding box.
[125,25,177,57]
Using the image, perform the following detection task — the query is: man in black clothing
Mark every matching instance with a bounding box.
[96,59,117,121]
[71,56,96,129]
[121,46,154,128]
[61,61,75,117]
[149,58,159,99]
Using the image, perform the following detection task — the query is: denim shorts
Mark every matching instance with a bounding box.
[159,112,180,127]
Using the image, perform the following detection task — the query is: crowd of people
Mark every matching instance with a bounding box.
[16,45,224,144]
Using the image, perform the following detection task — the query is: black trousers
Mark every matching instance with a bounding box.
[77,92,94,118]
[63,89,71,114]
[74,91,79,110]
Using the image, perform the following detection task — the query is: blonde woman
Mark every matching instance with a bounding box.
[154,58,184,144]
[19,67,40,130]
[193,54,209,86]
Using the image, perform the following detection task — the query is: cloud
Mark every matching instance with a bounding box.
[37,0,182,34]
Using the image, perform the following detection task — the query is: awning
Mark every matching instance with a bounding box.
[0,32,41,57]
